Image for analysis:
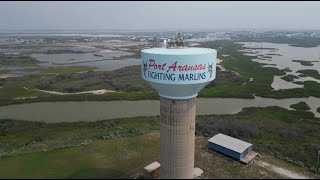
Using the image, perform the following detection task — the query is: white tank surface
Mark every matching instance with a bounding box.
[141,47,217,99]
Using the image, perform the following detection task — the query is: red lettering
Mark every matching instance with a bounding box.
[148,59,155,70]
[151,59,206,72]
[181,65,188,71]
[148,59,166,71]
[160,63,166,70]
[167,61,177,73]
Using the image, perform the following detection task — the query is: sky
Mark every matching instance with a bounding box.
[1,1,320,31]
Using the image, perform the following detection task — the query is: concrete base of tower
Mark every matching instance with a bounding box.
[193,167,204,179]
[142,162,203,179]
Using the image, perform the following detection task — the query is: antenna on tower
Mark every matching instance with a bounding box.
[166,32,185,48]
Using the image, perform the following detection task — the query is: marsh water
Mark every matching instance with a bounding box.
[237,42,320,90]
[0,48,140,76]
[0,96,319,123]
[31,50,140,71]
[31,50,131,64]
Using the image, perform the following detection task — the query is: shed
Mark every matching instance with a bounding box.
[207,133,253,160]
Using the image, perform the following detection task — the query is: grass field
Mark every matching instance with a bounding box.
[0,132,160,179]
[0,130,319,179]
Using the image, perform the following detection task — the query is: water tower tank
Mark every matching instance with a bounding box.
[141,46,217,179]
[142,48,217,99]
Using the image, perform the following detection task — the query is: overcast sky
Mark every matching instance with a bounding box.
[1,1,320,31]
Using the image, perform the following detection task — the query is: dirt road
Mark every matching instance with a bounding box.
[256,160,310,179]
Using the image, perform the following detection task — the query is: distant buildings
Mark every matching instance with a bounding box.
[1,30,320,47]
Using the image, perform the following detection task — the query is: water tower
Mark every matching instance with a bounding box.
[141,33,217,179]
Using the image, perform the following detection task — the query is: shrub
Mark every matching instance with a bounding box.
[196,117,260,138]
[34,134,44,142]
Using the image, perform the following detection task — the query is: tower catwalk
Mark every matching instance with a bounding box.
[160,97,196,179]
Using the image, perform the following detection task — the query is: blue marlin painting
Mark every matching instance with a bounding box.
[143,60,148,77]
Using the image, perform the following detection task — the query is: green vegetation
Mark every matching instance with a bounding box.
[0,55,40,66]
[0,107,320,178]
[0,91,159,106]
[51,58,113,65]
[292,60,314,66]
[0,69,8,75]
[290,101,311,111]
[32,65,154,93]
[93,54,104,57]
[317,107,320,113]
[281,74,299,82]
[41,66,96,74]
[265,81,320,99]
[265,53,282,56]
[261,55,272,59]
[0,75,54,99]
[112,49,140,60]
[0,116,159,158]
[282,67,292,73]
[0,132,160,179]
[43,49,88,54]
[297,69,320,80]
[244,47,278,50]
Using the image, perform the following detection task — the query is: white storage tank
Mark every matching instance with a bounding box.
[141,48,217,99]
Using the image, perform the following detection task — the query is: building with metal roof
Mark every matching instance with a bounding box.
[207,133,253,161]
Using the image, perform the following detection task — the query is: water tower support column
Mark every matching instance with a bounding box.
[160,97,196,179]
